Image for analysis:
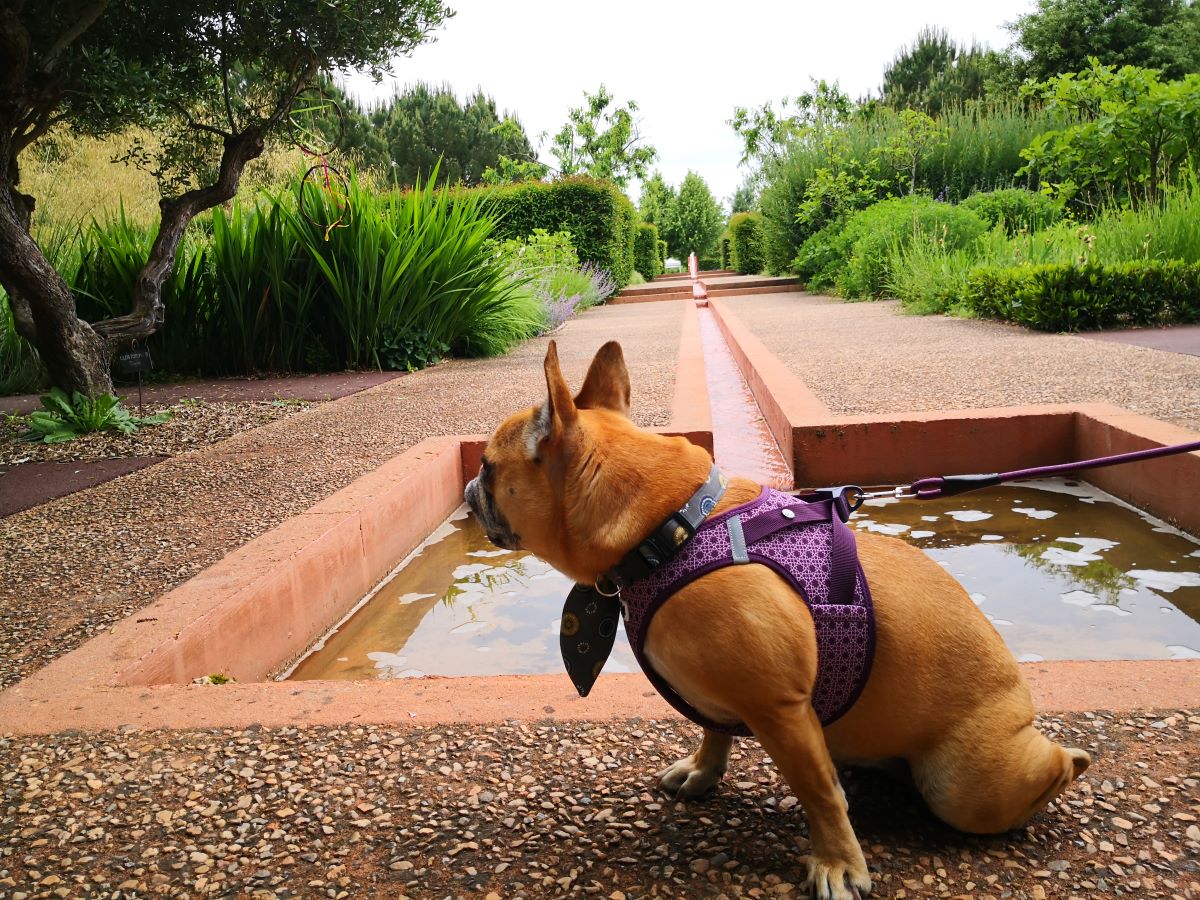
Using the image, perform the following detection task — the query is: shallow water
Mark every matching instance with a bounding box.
[285,479,1200,681]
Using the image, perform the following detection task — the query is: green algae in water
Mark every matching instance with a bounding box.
[286,479,1200,681]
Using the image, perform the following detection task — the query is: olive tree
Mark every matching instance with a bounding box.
[0,0,450,395]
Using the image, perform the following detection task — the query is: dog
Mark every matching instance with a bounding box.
[465,340,1090,900]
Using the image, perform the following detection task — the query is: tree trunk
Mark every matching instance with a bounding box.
[0,128,265,397]
[1,181,114,395]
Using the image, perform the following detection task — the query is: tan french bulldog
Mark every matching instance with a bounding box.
[465,340,1090,900]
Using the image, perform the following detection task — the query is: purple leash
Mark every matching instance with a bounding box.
[890,439,1200,502]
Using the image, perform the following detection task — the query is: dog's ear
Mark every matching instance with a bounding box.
[574,341,631,418]
[527,340,578,457]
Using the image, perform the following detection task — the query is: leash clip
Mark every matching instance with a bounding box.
[593,574,622,598]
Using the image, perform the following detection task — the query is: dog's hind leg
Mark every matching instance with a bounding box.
[658,729,733,798]
[910,701,1090,834]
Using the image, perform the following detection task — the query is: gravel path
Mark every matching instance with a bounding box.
[2,711,1195,899]
[731,294,1200,433]
[0,301,684,691]
[0,400,311,467]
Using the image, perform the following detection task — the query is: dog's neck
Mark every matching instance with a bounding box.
[556,418,714,582]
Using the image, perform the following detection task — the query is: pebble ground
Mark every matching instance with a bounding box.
[2,712,1196,899]
[732,294,1200,433]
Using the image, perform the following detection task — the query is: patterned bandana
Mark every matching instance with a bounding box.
[560,466,727,697]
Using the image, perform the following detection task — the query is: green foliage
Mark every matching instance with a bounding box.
[548,85,657,188]
[23,388,171,443]
[638,173,674,225]
[59,168,541,376]
[491,229,579,278]
[719,232,732,269]
[1007,0,1200,83]
[45,0,452,193]
[464,177,637,288]
[657,239,668,270]
[365,83,541,187]
[960,188,1063,234]
[660,172,724,261]
[1019,61,1200,211]
[730,178,758,214]
[795,196,987,297]
[887,174,1200,315]
[729,212,765,274]
[882,26,1003,113]
[964,260,1200,331]
[633,223,662,278]
[753,99,1056,275]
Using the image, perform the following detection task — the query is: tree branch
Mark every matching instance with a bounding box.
[91,126,265,340]
[41,0,110,74]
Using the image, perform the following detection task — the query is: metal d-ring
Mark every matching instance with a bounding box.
[594,574,621,598]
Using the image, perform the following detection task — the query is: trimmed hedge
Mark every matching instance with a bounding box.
[634,222,662,278]
[719,232,731,269]
[459,177,637,288]
[964,260,1200,332]
[657,239,668,271]
[729,212,764,275]
[960,188,1062,236]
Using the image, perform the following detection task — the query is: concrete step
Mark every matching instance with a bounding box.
[611,276,803,304]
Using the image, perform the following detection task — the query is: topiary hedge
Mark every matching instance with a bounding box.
[960,188,1062,236]
[729,211,765,275]
[460,177,637,288]
[964,260,1200,331]
[657,239,668,271]
[634,222,662,278]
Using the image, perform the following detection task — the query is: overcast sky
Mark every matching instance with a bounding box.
[342,0,1036,208]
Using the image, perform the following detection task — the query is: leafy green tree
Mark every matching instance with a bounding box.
[637,172,674,225]
[729,79,853,170]
[1019,60,1200,210]
[660,172,723,260]
[881,26,1002,113]
[370,83,538,187]
[548,85,657,188]
[0,0,450,396]
[1008,0,1200,82]
[730,177,758,213]
[878,109,948,194]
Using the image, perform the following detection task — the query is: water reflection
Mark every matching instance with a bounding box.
[287,479,1200,681]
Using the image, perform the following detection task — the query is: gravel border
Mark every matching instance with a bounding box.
[1,710,1195,899]
[731,294,1200,434]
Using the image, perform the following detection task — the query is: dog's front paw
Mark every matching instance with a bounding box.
[657,753,726,799]
[805,851,872,900]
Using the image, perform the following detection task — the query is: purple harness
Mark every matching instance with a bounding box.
[620,487,876,736]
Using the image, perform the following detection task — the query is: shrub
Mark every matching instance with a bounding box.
[657,239,668,271]
[795,196,987,298]
[64,169,541,377]
[729,212,765,274]
[22,388,170,443]
[964,260,1200,331]
[719,232,731,269]
[960,188,1062,235]
[633,222,662,278]
[460,176,638,288]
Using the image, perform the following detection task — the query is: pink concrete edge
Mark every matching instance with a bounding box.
[666,300,713,452]
[708,297,831,470]
[0,662,1195,736]
[0,436,466,707]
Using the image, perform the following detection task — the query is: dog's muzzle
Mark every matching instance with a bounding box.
[464,474,520,550]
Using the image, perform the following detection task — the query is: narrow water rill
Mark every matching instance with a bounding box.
[695,307,793,490]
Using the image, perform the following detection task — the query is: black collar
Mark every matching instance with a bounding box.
[595,464,727,595]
